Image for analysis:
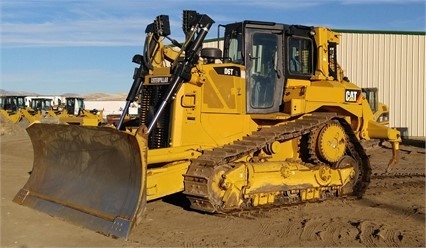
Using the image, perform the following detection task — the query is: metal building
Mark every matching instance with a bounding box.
[203,30,425,137]
[337,30,425,138]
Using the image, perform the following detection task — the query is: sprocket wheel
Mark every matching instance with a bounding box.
[316,121,347,163]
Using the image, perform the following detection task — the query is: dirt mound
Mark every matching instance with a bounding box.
[0,114,28,136]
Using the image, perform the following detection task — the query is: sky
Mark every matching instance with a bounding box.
[1,0,425,95]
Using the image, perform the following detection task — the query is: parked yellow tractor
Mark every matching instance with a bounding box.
[362,87,390,125]
[53,97,104,126]
[20,97,56,123]
[0,95,26,123]
[14,10,401,239]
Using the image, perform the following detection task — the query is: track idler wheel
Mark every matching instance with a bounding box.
[333,155,360,196]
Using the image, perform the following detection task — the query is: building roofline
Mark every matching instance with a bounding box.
[200,28,426,45]
[332,29,426,35]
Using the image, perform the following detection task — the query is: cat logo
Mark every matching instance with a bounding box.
[345,90,361,102]
[149,77,170,84]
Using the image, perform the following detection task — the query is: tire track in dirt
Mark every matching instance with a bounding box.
[277,217,303,238]
[367,142,425,177]
[294,217,406,247]
[367,178,425,222]
[353,220,404,247]
[299,218,325,241]
[298,217,363,246]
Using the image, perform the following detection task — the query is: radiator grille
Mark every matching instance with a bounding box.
[139,85,171,149]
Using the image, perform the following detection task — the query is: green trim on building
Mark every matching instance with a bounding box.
[203,37,222,44]
[332,29,425,35]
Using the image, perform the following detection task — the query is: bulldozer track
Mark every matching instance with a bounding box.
[183,112,371,213]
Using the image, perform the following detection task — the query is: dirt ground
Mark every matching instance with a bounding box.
[1,118,425,247]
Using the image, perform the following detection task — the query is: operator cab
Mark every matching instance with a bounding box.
[30,98,53,112]
[0,96,4,109]
[65,97,85,116]
[2,96,26,112]
[222,22,319,114]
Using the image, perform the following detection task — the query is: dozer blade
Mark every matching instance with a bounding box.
[13,123,147,239]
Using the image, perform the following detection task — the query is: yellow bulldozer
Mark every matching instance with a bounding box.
[0,95,27,123]
[362,87,390,125]
[20,97,57,123]
[0,95,103,126]
[14,10,401,239]
[52,96,104,126]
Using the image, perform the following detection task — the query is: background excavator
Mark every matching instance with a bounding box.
[14,10,401,239]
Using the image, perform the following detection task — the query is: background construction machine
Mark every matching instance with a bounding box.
[14,10,401,239]
[0,95,104,126]
[362,87,390,125]
[0,95,26,123]
[52,96,104,126]
[20,97,56,124]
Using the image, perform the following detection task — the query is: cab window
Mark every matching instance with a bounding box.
[250,33,278,109]
[228,36,243,64]
[288,37,313,75]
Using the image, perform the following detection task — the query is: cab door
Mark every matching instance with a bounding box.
[245,27,283,114]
